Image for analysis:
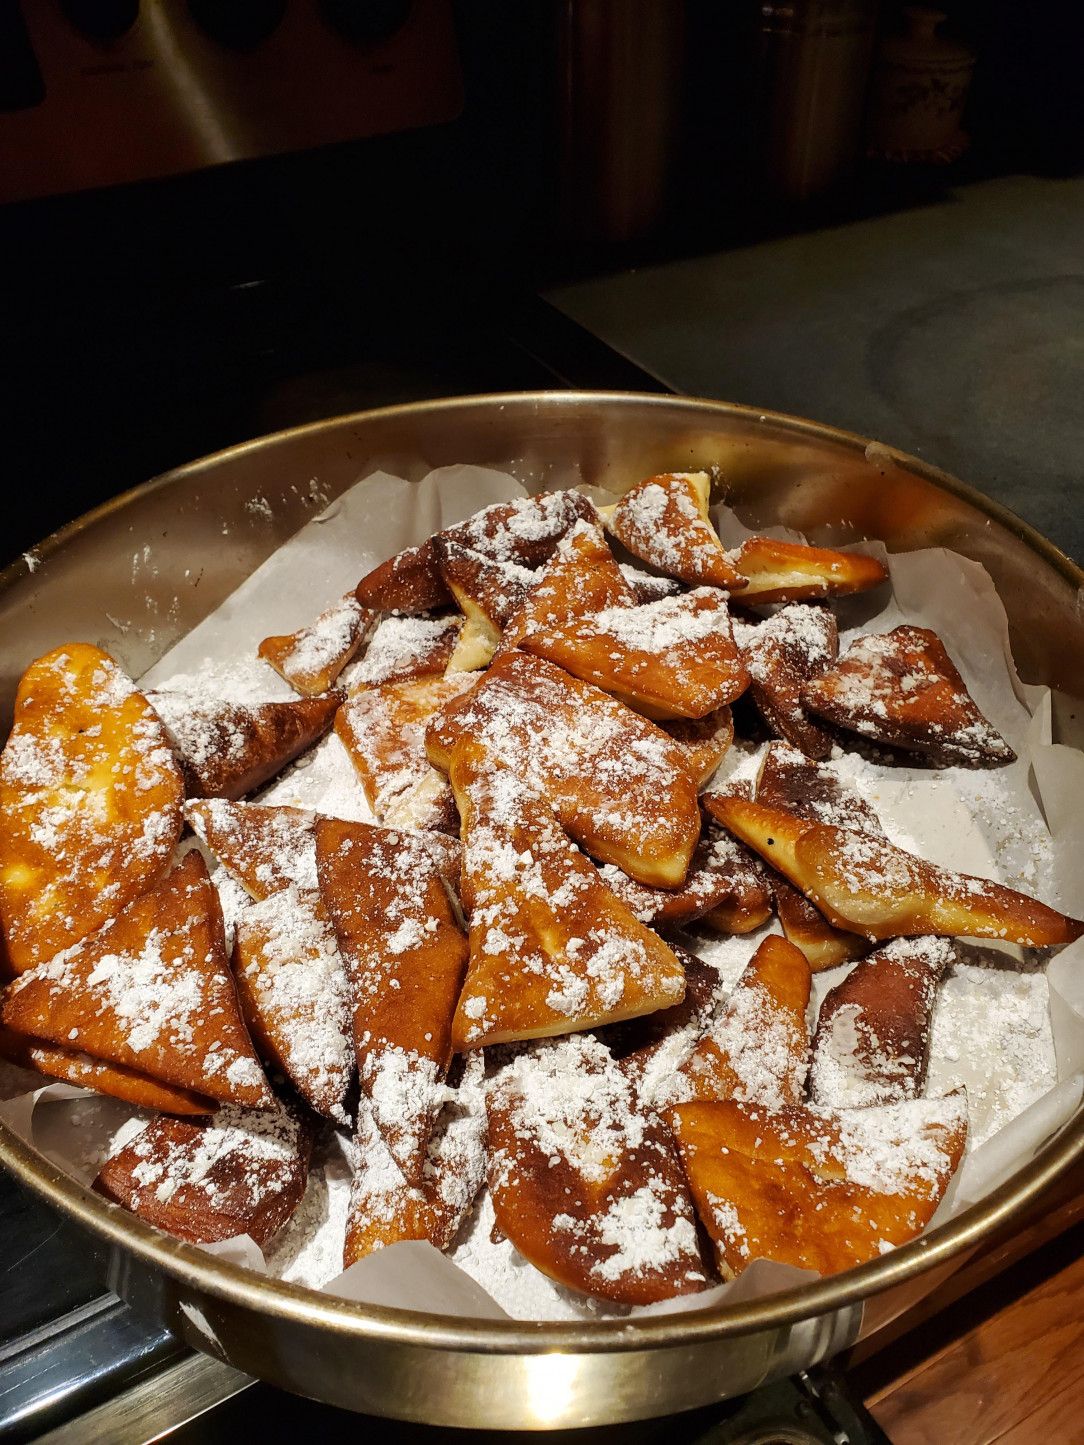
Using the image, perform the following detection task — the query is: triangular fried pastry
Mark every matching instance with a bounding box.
[94,1102,313,1247]
[335,674,475,834]
[2,851,274,1107]
[709,795,1084,946]
[521,587,750,721]
[150,690,341,800]
[315,817,468,1184]
[728,537,888,604]
[603,472,747,591]
[0,644,184,974]
[811,937,953,1108]
[232,887,354,1123]
[487,1035,710,1304]
[802,626,1015,766]
[449,744,686,1050]
[257,593,376,697]
[355,537,451,614]
[444,489,598,569]
[185,798,316,901]
[666,1091,967,1279]
[750,742,880,970]
[343,1063,486,1265]
[346,613,462,691]
[736,604,839,759]
[0,1025,216,1115]
[619,563,683,604]
[496,517,636,659]
[353,492,601,617]
[668,934,811,1109]
[426,651,700,887]
[598,814,771,935]
[663,708,734,787]
[437,538,536,673]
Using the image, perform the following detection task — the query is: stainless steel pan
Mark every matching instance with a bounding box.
[2,392,1082,1430]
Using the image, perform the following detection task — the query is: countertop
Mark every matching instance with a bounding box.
[549,174,1084,565]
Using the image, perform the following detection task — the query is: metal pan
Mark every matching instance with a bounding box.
[1,392,1082,1430]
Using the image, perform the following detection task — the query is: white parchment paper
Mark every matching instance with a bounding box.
[3,463,1083,1327]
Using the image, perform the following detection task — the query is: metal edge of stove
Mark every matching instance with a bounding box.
[30,1363,894,1445]
[0,1294,184,1441]
[31,1353,251,1445]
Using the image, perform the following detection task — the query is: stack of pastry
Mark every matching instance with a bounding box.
[1,474,1078,1308]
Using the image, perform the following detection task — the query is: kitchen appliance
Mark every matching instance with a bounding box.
[2,390,1082,1433]
[0,0,463,203]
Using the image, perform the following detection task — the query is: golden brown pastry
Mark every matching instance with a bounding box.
[666,1090,967,1278]
[94,1103,313,1247]
[427,651,700,887]
[258,593,375,696]
[602,472,747,591]
[710,795,1084,946]
[448,740,687,1050]
[150,690,341,800]
[2,851,273,1107]
[728,536,888,604]
[0,644,183,974]
[802,625,1015,766]
[487,1035,710,1303]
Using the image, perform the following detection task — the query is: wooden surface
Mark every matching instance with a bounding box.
[855,1218,1084,1444]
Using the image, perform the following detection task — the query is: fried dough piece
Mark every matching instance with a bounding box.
[603,472,747,591]
[0,1026,216,1115]
[449,744,687,1050]
[487,1035,710,1304]
[811,937,953,1108]
[437,539,535,672]
[751,743,880,970]
[521,587,749,721]
[729,537,888,604]
[497,517,636,658]
[737,604,839,759]
[445,489,598,569]
[354,491,597,616]
[666,1091,967,1278]
[150,690,341,800]
[669,935,811,1109]
[710,796,1084,946]
[258,593,376,696]
[2,851,273,1107]
[346,613,462,691]
[802,625,1015,766]
[185,799,316,901]
[598,814,772,935]
[232,887,353,1123]
[343,1066,486,1265]
[94,1103,312,1247]
[356,537,451,614]
[335,674,475,834]
[316,817,468,1184]
[663,708,734,787]
[0,644,183,974]
[426,651,700,887]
